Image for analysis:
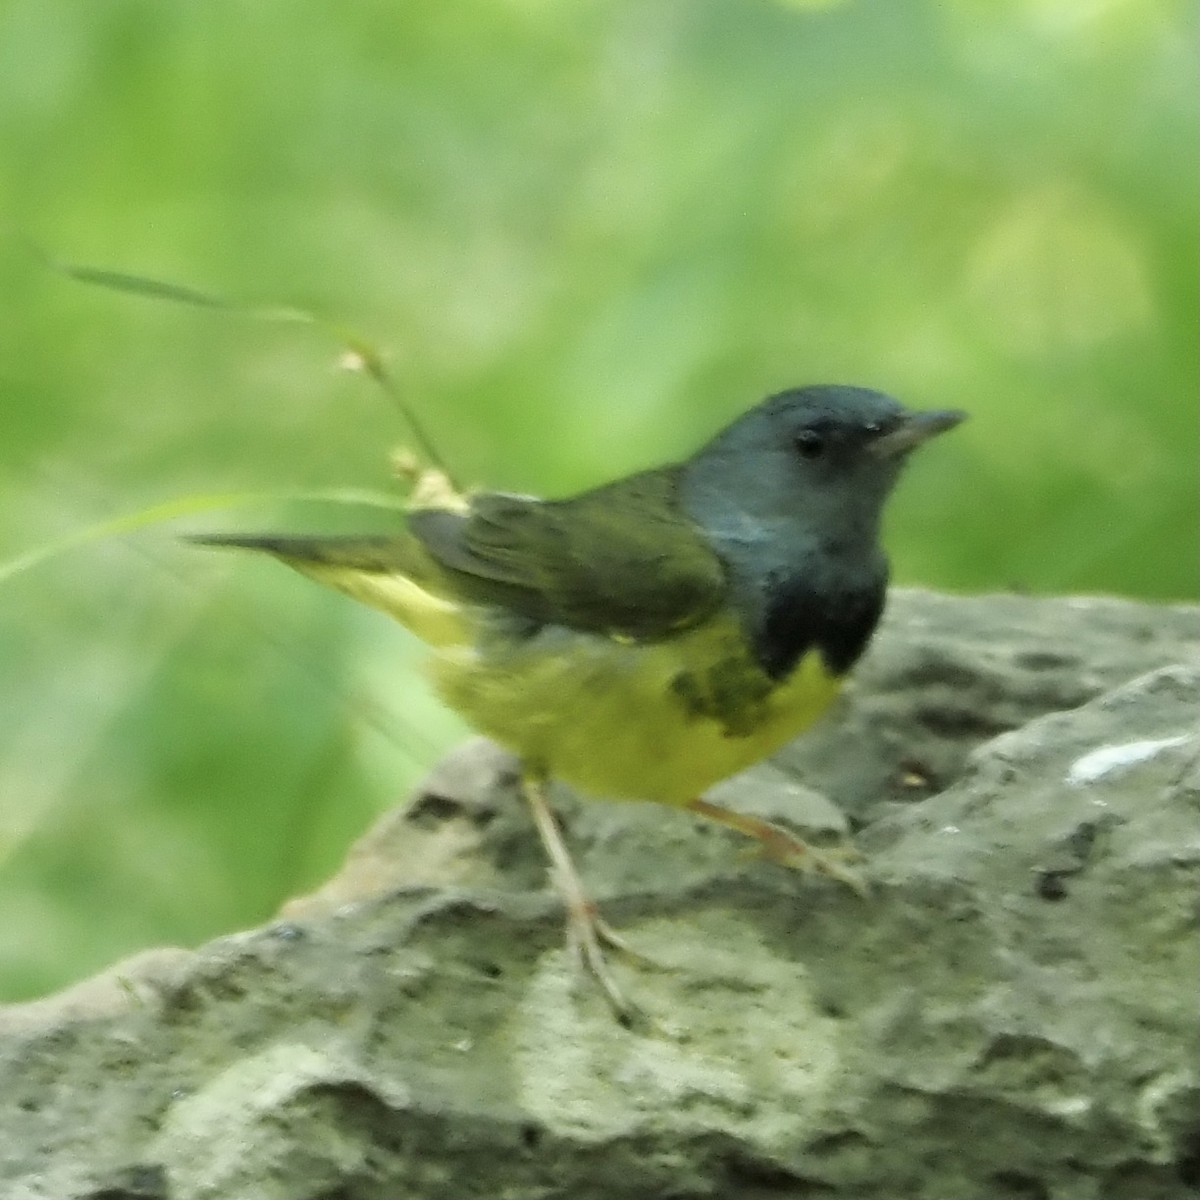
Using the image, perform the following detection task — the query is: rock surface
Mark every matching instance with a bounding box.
[1,589,1198,1200]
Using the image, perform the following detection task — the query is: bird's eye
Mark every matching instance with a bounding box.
[794,429,826,459]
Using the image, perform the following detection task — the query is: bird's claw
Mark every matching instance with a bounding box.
[563,903,649,1028]
[747,824,871,898]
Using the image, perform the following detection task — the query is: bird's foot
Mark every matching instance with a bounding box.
[522,773,649,1026]
[686,796,869,898]
[748,823,869,897]
[561,897,647,1028]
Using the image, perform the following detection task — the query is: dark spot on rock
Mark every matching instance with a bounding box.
[990,1169,1049,1199]
[1014,650,1077,671]
[914,703,1014,738]
[520,1123,542,1150]
[1064,820,1100,859]
[80,1163,169,1200]
[1174,1124,1200,1187]
[1035,870,1070,901]
[807,1128,870,1157]
[1035,816,1124,895]
[721,1151,828,1193]
[410,793,472,824]
[895,654,983,690]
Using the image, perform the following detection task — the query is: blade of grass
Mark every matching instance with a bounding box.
[33,244,458,488]
[0,488,408,587]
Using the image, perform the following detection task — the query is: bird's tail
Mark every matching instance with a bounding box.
[191,532,469,647]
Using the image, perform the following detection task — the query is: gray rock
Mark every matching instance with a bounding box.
[1,590,1197,1200]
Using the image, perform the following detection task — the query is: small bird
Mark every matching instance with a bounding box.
[195,385,964,1019]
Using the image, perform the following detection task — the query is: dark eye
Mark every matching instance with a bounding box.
[794,429,826,459]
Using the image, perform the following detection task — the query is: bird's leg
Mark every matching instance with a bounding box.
[685,796,869,897]
[521,772,641,1023]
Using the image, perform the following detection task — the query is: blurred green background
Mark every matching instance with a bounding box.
[0,0,1195,1001]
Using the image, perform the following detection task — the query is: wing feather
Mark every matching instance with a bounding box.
[409,468,726,640]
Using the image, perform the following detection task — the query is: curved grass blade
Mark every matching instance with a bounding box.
[0,488,409,588]
[38,245,458,489]
[57,265,229,309]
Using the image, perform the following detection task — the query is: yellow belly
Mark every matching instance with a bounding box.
[428,611,843,805]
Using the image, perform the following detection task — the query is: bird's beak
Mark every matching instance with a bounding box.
[869,408,967,458]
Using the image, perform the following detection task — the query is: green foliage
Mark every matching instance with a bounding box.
[0,0,1195,999]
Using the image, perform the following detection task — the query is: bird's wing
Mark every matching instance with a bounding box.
[408,468,728,640]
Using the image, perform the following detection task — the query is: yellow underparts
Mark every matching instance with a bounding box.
[432,608,843,807]
[297,559,844,807]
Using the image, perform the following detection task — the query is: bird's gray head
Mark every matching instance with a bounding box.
[682,384,965,560]
[674,385,965,680]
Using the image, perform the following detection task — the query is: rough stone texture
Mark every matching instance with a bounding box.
[1,589,1197,1200]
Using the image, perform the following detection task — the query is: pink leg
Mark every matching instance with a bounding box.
[686,797,869,897]
[522,773,642,1023]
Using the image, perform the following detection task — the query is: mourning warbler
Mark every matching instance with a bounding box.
[195,384,964,1019]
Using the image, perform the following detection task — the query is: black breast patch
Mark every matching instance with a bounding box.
[754,571,887,681]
